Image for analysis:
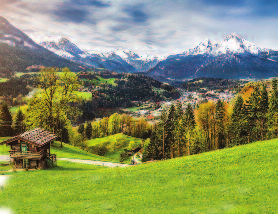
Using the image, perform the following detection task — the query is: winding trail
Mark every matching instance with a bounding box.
[0,155,132,168]
[58,158,131,167]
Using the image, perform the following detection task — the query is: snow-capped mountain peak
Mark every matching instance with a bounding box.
[41,37,84,57]
[186,33,259,56]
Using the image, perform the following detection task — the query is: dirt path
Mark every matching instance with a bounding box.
[0,155,10,161]
[0,155,132,167]
[58,158,131,167]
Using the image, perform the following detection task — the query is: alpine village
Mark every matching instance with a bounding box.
[0,4,278,213]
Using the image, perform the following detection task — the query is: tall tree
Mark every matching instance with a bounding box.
[165,104,175,159]
[259,83,269,140]
[267,78,278,139]
[14,109,25,135]
[184,103,196,154]
[78,124,85,140]
[85,122,93,140]
[26,67,80,139]
[197,102,216,151]
[0,103,13,136]
[215,100,226,149]
[230,95,247,145]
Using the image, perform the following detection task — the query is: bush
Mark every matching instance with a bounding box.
[119,152,129,163]
[46,159,55,168]
[89,145,108,156]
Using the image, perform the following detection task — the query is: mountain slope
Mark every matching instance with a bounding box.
[148,34,278,80]
[41,39,159,73]
[0,138,277,213]
[0,16,87,76]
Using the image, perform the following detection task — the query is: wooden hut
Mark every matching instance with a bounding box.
[1,128,57,169]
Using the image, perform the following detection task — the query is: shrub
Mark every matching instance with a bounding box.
[119,152,129,163]
[46,159,55,168]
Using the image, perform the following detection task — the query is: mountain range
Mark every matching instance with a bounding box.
[40,39,159,73]
[148,34,278,80]
[0,16,278,80]
[0,16,87,76]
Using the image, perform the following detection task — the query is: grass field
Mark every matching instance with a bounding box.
[9,105,28,116]
[0,78,8,82]
[0,139,277,213]
[97,77,117,86]
[15,72,38,77]
[86,133,142,162]
[51,141,112,162]
[0,137,10,154]
[0,139,112,162]
[73,91,92,100]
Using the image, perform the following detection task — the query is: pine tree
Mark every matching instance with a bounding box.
[259,83,269,140]
[184,103,195,130]
[61,126,70,144]
[173,100,184,157]
[14,109,25,135]
[165,104,175,159]
[267,78,278,139]
[144,126,162,161]
[78,124,85,139]
[175,100,183,120]
[0,103,13,137]
[85,122,93,140]
[248,85,261,142]
[184,103,196,155]
[231,95,248,145]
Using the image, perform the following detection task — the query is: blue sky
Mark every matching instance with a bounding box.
[1,0,278,57]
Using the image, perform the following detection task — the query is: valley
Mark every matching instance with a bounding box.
[0,12,278,214]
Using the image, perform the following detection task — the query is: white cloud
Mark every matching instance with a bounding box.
[1,0,278,57]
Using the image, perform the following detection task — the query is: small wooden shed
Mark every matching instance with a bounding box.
[1,128,57,169]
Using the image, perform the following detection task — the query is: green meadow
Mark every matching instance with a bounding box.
[0,139,111,162]
[0,78,8,82]
[97,77,117,86]
[0,139,277,213]
[86,133,142,162]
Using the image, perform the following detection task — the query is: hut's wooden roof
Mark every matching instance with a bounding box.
[1,128,57,147]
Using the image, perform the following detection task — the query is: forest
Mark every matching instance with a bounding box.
[180,77,248,92]
[0,67,277,163]
[142,79,278,161]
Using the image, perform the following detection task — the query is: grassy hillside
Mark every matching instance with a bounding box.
[86,133,142,162]
[0,139,277,213]
[0,139,111,162]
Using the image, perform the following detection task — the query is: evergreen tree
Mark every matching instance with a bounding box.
[78,124,85,139]
[165,104,175,159]
[247,85,261,142]
[61,126,70,144]
[173,100,184,157]
[85,122,93,140]
[14,109,25,135]
[175,100,183,120]
[231,95,247,145]
[184,103,196,155]
[0,103,13,137]
[267,78,278,138]
[259,83,269,140]
[144,126,162,161]
[184,103,196,130]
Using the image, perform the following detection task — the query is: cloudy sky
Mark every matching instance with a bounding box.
[1,0,278,57]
